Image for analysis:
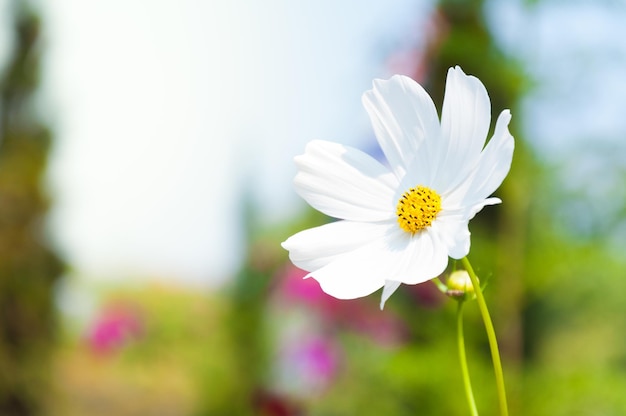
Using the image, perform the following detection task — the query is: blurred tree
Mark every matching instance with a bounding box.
[0,3,63,415]
[418,1,626,414]
[394,0,533,412]
[195,192,286,415]
[194,1,626,414]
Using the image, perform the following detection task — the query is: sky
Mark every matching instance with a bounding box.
[489,1,626,155]
[36,0,430,287]
[2,0,624,291]
[488,0,626,239]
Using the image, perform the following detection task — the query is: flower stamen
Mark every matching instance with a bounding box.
[396,185,441,234]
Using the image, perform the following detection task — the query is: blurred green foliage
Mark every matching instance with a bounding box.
[231,1,626,415]
[48,285,226,415]
[2,0,621,415]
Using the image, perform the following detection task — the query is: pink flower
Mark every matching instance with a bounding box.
[276,334,340,397]
[292,336,338,384]
[281,265,331,306]
[276,263,408,347]
[87,303,143,355]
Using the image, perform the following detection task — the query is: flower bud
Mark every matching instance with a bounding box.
[446,270,477,300]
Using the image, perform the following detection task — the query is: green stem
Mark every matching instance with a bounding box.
[457,300,479,416]
[461,256,509,416]
[431,276,448,293]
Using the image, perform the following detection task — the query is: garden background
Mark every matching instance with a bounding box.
[1,0,625,414]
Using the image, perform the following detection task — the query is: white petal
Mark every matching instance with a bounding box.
[362,75,441,181]
[380,280,402,310]
[435,66,491,190]
[468,197,501,220]
[443,110,514,211]
[430,214,471,259]
[395,229,449,284]
[281,220,390,272]
[307,235,392,299]
[465,110,514,203]
[294,140,399,222]
[308,226,446,299]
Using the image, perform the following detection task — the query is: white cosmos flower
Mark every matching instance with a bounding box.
[281,66,514,309]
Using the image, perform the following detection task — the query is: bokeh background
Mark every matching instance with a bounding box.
[1,0,625,414]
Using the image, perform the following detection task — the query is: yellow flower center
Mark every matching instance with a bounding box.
[396,185,442,234]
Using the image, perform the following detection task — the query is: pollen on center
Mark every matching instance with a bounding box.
[396,185,442,234]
